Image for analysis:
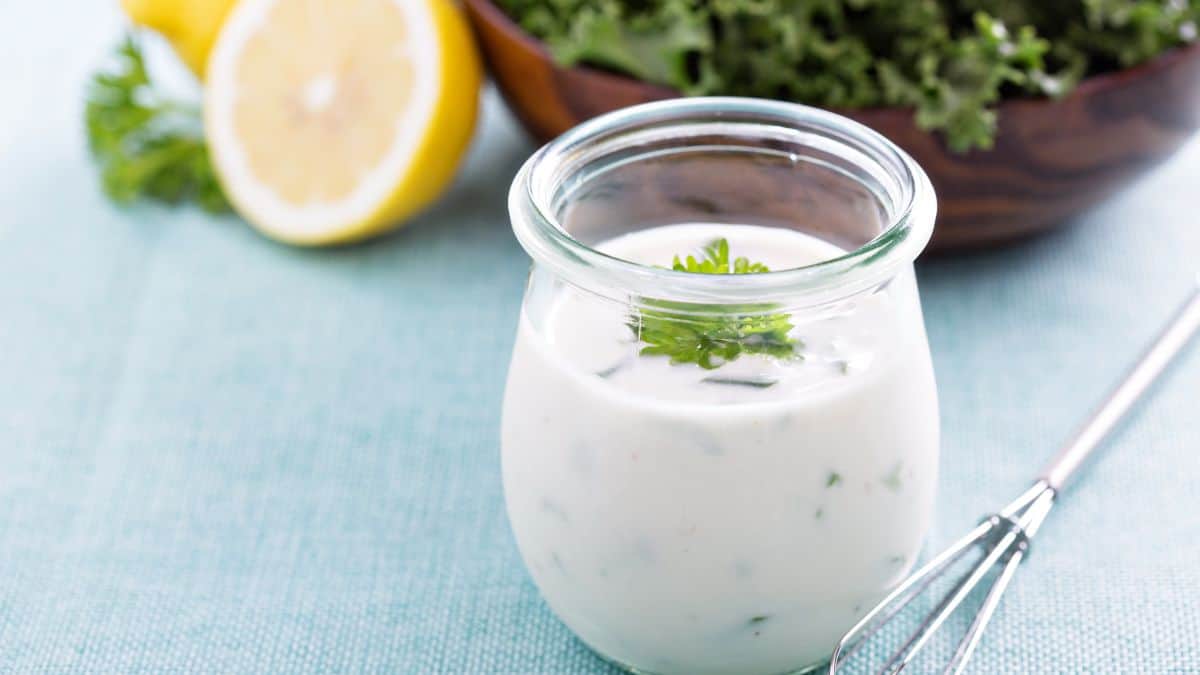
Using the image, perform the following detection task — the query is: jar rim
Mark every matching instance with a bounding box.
[509,97,937,305]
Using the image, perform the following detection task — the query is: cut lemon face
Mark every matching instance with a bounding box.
[204,0,481,245]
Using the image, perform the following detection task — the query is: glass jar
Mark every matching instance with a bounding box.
[501,98,939,675]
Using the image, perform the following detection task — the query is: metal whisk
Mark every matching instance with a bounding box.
[829,282,1200,675]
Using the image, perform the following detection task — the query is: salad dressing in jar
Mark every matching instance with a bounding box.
[502,98,939,675]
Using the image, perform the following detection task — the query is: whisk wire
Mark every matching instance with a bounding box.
[829,520,991,669]
[943,547,1024,675]
[940,485,1056,667]
[880,558,982,674]
[829,484,1058,675]
[944,489,1056,674]
[882,520,1023,674]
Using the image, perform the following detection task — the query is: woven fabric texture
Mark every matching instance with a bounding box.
[2,3,1198,672]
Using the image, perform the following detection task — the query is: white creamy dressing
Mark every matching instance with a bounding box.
[502,224,939,675]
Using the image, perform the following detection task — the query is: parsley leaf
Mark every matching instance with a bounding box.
[85,36,229,213]
[628,238,797,370]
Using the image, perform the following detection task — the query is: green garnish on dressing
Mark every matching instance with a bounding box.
[628,238,797,370]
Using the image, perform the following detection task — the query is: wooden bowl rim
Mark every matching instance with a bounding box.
[465,0,1200,116]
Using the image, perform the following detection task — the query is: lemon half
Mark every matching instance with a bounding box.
[204,0,481,245]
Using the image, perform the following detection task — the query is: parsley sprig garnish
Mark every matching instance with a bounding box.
[628,238,797,370]
[85,37,229,212]
[670,238,769,275]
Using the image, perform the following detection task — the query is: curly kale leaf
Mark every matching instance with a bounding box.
[496,0,1200,151]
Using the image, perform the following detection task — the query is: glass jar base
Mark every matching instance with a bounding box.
[587,641,828,675]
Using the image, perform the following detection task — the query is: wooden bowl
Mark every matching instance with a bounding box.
[464,0,1200,250]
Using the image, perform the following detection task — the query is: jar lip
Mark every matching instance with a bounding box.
[509,97,936,305]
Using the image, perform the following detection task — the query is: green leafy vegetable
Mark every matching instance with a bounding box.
[701,375,779,388]
[672,238,771,275]
[497,0,1199,151]
[628,238,796,370]
[86,37,229,212]
[882,462,904,492]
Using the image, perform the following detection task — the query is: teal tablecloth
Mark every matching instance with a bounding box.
[3,3,1199,672]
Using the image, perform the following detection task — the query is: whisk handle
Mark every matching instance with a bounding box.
[1041,281,1200,491]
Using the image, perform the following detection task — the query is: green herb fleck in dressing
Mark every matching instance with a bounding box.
[701,375,779,389]
[882,462,904,492]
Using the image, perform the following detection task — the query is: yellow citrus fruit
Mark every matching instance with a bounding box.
[122,0,238,78]
[203,0,482,246]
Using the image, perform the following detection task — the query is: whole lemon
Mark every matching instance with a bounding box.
[122,0,239,78]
